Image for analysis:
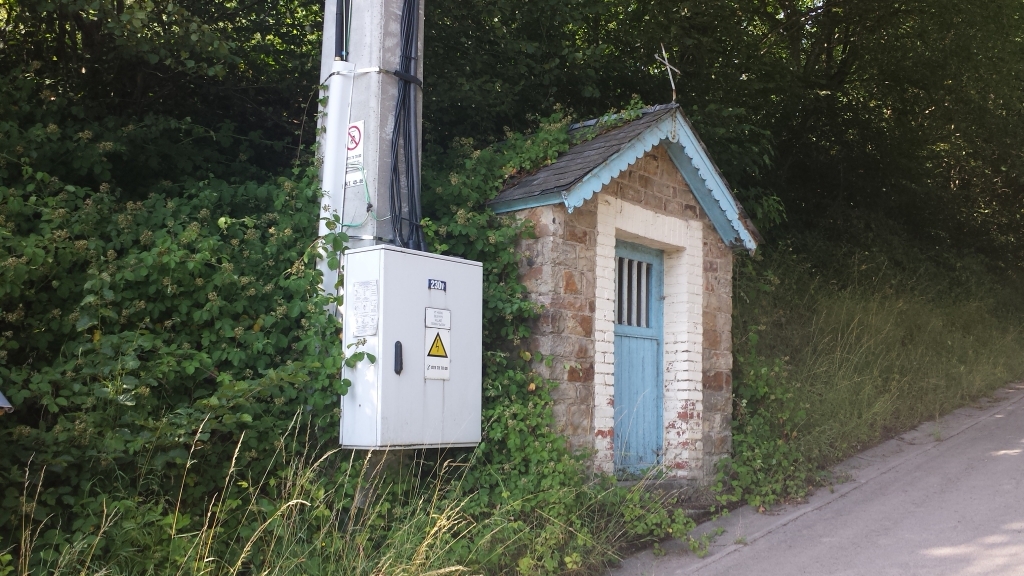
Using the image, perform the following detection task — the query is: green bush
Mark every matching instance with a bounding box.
[0,167,349,563]
[714,339,815,509]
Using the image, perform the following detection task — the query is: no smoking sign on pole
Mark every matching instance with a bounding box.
[347,124,361,150]
[344,120,364,188]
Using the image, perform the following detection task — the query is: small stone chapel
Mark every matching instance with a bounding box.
[489,104,761,483]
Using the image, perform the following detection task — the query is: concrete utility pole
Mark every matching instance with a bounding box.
[317,0,483,454]
[317,0,426,305]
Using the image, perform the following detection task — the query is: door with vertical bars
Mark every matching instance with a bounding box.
[613,241,664,474]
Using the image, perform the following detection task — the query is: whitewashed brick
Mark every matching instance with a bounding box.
[589,193,707,478]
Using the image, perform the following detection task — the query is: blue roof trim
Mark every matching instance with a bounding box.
[489,191,565,214]
[667,114,758,253]
[561,113,675,215]
[664,142,741,249]
[492,110,759,254]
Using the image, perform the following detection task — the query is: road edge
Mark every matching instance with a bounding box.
[677,384,1024,575]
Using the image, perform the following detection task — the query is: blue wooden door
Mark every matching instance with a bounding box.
[613,241,664,474]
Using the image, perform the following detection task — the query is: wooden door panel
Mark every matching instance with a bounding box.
[614,334,662,470]
[613,241,664,474]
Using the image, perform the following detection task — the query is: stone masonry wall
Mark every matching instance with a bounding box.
[701,225,734,474]
[513,144,735,480]
[516,201,598,452]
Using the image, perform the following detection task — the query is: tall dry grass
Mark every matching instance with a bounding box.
[6,418,479,576]
[739,235,1024,469]
[4,413,697,576]
[788,293,1024,464]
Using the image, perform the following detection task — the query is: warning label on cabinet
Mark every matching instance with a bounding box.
[424,328,451,380]
[428,333,448,357]
[350,280,378,337]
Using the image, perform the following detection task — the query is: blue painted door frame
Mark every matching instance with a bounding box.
[613,240,664,474]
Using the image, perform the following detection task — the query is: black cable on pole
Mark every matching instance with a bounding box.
[335,0,351,60]
[388,0,425,250]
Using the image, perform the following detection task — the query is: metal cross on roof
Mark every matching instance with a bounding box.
[655,43,680,103]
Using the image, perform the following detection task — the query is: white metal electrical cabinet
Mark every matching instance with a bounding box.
[340,245,483,449]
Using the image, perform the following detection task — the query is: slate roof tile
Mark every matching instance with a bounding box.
[491,105,678,205]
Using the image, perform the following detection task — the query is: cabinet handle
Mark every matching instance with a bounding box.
[394,341,403,375]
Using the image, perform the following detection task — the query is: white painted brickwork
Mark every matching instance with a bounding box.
[593,196,705,477]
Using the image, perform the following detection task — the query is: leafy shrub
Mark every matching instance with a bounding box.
[422,114,571,347]
[0,166,348,563]
[713,338,814,509]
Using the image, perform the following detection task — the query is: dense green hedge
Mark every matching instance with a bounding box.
[0,166,347,555]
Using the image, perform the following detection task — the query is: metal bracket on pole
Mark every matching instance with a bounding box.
[323,67,423,88]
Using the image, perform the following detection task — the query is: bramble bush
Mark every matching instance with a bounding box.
[0,164,351,564]
[712,333,814,509]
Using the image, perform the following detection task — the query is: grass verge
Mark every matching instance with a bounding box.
[718,224,1024,507]
[3,416,705,576]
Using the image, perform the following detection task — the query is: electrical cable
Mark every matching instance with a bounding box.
[326,0,424,248]
[328,0,356,237]
[387,0,426,250]
[330,1,402,238]
[335,0,352,60]
[340,167,380,229]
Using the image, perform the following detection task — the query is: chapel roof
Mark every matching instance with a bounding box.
[489,104,762,254]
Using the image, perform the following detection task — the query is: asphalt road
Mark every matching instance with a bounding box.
[612,383,1024,576]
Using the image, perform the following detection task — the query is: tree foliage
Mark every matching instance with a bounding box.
[0,0,322,191]
[425,0,1024,257]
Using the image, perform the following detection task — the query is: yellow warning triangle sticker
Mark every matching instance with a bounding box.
[427,333,448,358]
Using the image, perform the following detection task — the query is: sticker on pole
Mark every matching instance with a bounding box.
[344,120,364,188]
[424,328,451,380]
